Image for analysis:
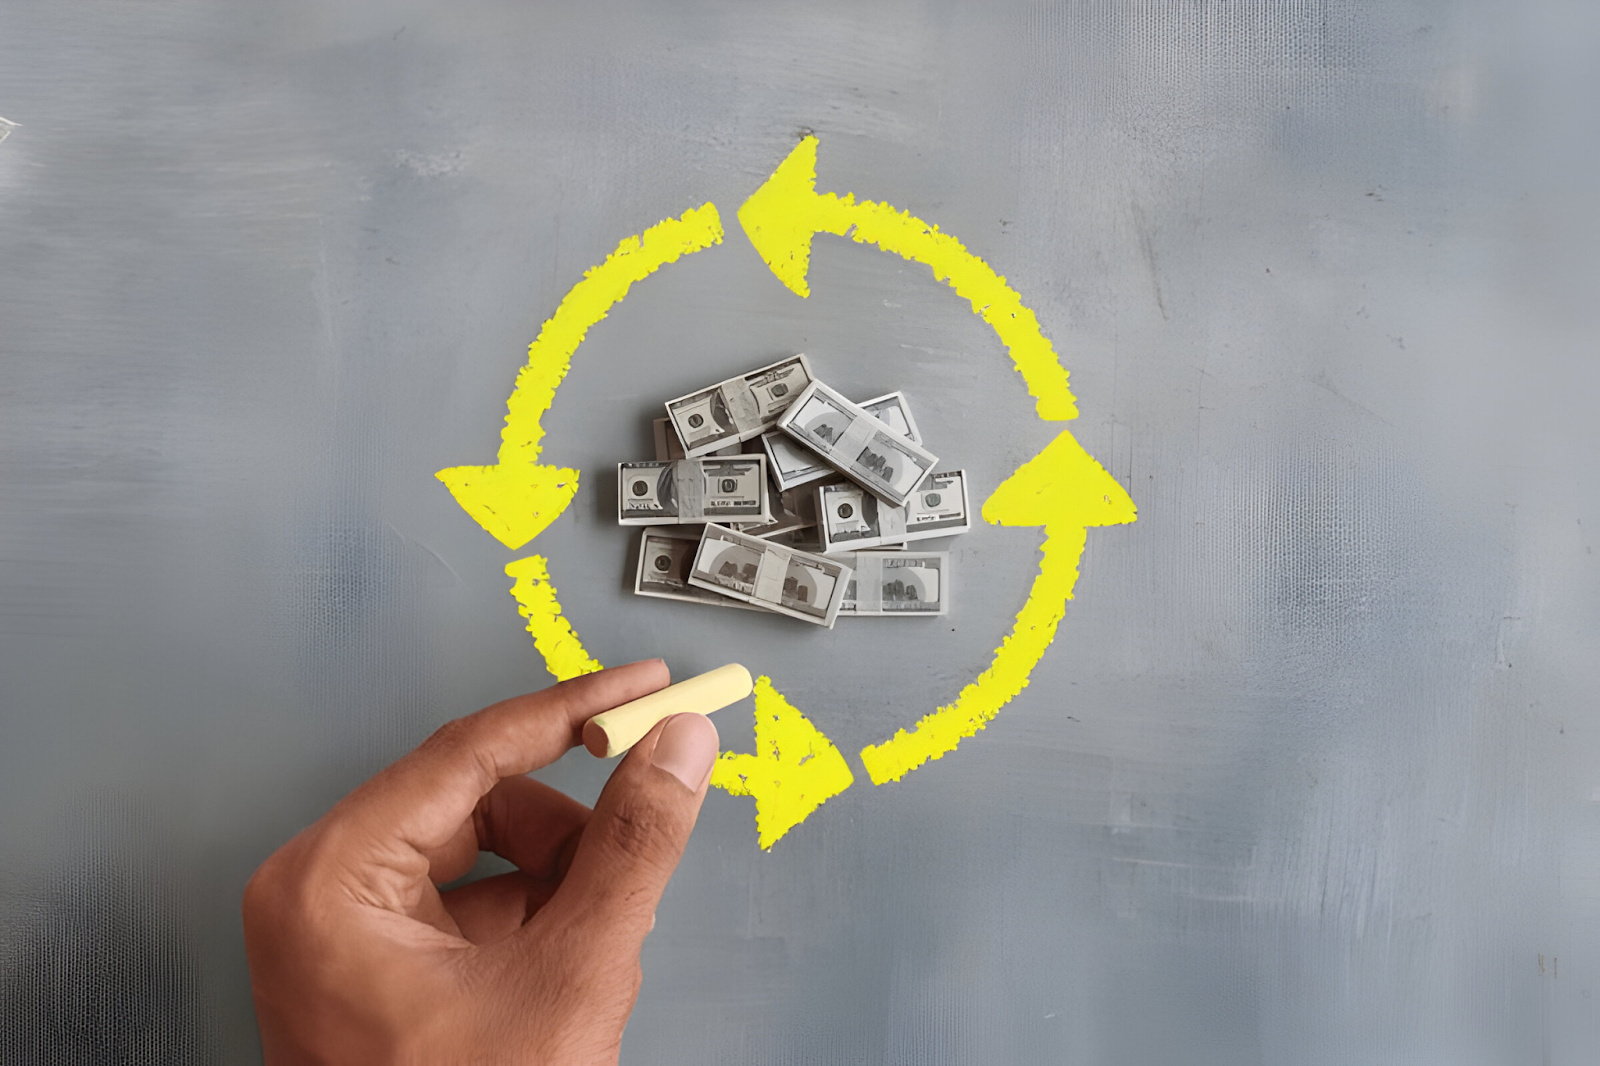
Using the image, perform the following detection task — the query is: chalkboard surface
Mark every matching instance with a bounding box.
[2,1,1596,1062]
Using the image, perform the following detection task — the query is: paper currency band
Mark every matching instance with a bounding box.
[751,541,794,603]
[674,460,704,517]
[880,500,909,538]
[720,376,763,429]
[833,418,879,470]
[852,553,885,614]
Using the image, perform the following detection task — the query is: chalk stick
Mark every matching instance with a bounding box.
[583,663,752,758]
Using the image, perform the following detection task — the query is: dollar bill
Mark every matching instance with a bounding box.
[815,470,970,553]
[652,417,740,461]
[835,551,950,616]
[617,457,771,526]
[760,390,922,493]
[687,524,853,627]
[664,354,814,458]
[633,529,766,611]
[775,380,940,507]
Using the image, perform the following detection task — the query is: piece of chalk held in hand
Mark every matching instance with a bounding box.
[583,663,753,758]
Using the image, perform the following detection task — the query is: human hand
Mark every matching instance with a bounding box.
[242,659,719,1064]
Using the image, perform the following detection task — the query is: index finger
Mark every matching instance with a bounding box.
[333,659,670,856]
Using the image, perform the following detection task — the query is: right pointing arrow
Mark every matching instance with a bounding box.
[711,676,855,850]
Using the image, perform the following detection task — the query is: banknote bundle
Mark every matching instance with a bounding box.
[814,470,970,553]
[618,355,972,623]
[617,457,771,525]
[774,381,940,507]
[687,524,853,627]
[760,391,922,493]
[664,354,814,457]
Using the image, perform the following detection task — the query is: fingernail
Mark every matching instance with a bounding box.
[652,713,719,791]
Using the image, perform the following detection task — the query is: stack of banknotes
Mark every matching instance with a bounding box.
[619,354,970,628]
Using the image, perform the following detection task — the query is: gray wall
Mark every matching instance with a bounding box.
[2,0,1597,1062]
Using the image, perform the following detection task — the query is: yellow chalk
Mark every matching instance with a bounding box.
[583,664,753,758]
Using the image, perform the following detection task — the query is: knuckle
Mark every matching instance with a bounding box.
[601,801,668,860]
[420,715,474,755]
[596,801,685,881]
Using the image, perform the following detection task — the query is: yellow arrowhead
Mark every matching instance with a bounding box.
[711,676,855,850]
[737,135,852,298]
[738,135,1077,420]
[437,203,724,549]
[983,428,1137,531]
[859,429,1134,786]
[437,463,580,551]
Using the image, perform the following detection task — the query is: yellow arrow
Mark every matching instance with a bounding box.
[437,204,724,549]
[737,136,1137,786]
[859,430,1135,783]
[711,676,855,850]
[738,135,1075,421]
[438,198,851,850]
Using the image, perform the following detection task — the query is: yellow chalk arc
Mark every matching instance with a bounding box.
[738,135,1075,421]
[438,204,725,549]
[738,139,1136,786]
[445,140,1137,846]
[505,555,602,682]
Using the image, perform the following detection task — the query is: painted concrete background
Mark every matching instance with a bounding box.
[2,0,1597,1061]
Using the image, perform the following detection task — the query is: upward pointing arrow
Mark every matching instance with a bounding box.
[983,428,1135,531]
[738,135,1078,422]
[858,430,1135,785]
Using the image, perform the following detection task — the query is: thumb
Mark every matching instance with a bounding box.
[544,712,719,946]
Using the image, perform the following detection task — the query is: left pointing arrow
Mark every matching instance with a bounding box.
[437,203,725,549]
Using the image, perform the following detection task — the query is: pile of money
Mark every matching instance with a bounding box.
[619,354,972,628]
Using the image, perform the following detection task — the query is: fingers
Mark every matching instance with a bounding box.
[334,660,670,857]
[421,776,593,885]
[534,713,719,955]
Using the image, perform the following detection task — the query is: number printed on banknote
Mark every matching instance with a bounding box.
[775,380,940,507]
[687,524,853,627]
[664,354,814,458]
[835,551,949,616]
[617,457,771,526]
[815,470,970,553]
[633,529,766,611]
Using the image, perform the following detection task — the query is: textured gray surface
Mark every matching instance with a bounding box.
[2,0,1598,1061]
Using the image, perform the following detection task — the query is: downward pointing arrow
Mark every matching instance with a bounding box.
[438,463,579,551]
[437,204,724,549]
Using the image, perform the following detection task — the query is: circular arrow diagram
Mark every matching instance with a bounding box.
[437,136,1136,850]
